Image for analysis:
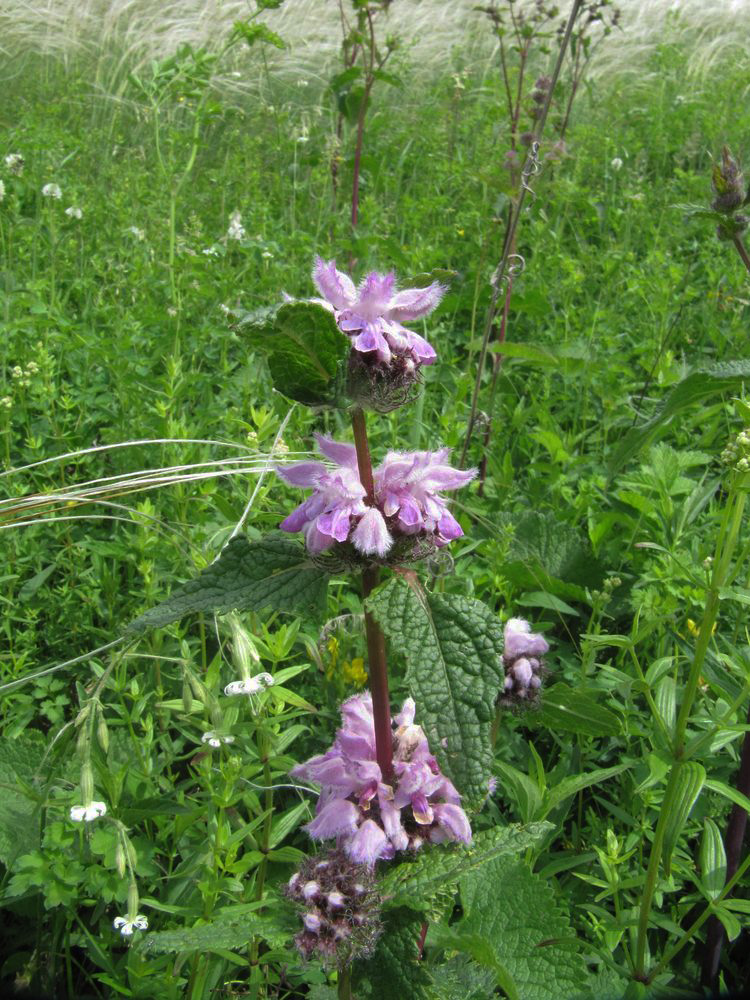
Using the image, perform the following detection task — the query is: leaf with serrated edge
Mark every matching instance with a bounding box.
[379,823,552,911]
[141,907,291,954]
[355,908,434,1000]
[457,857,591,1000]
[367,576,504,804]
[128,534,327,632]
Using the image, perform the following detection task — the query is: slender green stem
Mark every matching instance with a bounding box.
[337,965,353,1000]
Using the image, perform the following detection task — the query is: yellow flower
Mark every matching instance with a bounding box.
[686,619,717,638]
[342,657,367,689]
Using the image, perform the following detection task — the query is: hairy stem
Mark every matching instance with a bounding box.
[351,407,393,780]
[338,964,353,1000]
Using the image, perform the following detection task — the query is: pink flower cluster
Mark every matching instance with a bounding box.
[312,257,445,368]
[277,435,474,558]
[501,617,549,704]
[291,693,472,866]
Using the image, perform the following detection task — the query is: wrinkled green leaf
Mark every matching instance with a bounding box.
[128,533,328,632]
[355,908,433,1000]
[453,857,591,1000]
[235,301,350,406]
[379,823,552,911]
[0,734,45,866]
[367,577,504,803]
[140,904,291,954]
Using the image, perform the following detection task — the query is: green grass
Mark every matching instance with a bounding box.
[1,14,750,999]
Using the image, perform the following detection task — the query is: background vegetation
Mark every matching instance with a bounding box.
[2,0,750,997]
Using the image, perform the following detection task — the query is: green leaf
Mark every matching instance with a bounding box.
[546,764,631,813]
[367,577,505,803]
[712,904,742,942]
[379,823,552,911]
[531,684,622,737]
[355,908,434,1000]
[662,762,705,876]
[489,341,587,376]
[140,904,291,954]
[0,732,46,866]
[235,301,351,406]
[454,857,591,1000]
[128,534,328,632]
[699,818,727,900]
[704,777,750,814]
[18,562,56,599]
[493,762,543,824]
[268,801,310,850]
[608,362,750,478]
[408,268,458,289]
[428,925,519,999]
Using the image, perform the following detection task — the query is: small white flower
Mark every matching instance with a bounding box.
[296,135,309,144]
[4,153,24,175]
[261,250,274,259]
[65,205,82,219]
[0,179,5,202]
[113,914,148,936]
[224,673,275,697]
[610,157,623,172]
[226,209,245,242]
[70,801,107,822]
[0,396,12,410]
[127,226,145,240]
[42,183,62,199]
[201,730,236,748]
[202,246,219,257]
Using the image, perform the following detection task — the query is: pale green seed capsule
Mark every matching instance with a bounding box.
[127,882,139,917]
[115,842,127,879]
[97,715,109,753]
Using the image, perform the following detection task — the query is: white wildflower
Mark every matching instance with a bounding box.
[65,205,83,219]
[42,183,62,199]
[0,396,13,410]
[610,157,623,172]
[226,209,245,241]
[4,153,24,175]
[201,731,236,748]
[127,226,145,241]
[224,673,275,697]
[113,914,148,936]
[70,801,108,822]
[261,250,274,259]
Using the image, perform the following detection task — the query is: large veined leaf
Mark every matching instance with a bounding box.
[379,823,552,911]
[0,732,46,866]
[234,301,351,406]
[449,856,591,1000]
[608,361,750,478]
[367,577,505,804]
[128,533,328,632]
[355,908,434,1000]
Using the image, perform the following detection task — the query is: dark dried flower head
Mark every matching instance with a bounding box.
[285,849,381,964]
[711,146,746,215]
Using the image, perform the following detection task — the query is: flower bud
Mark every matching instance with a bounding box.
[712,146,746,214]
[97,715,109,753]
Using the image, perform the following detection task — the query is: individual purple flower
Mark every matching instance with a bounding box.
[277,434,370,554]
[312,257,445,367]
[500,617,549,705]
[374,448,476,548]
[291,692,471,865]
